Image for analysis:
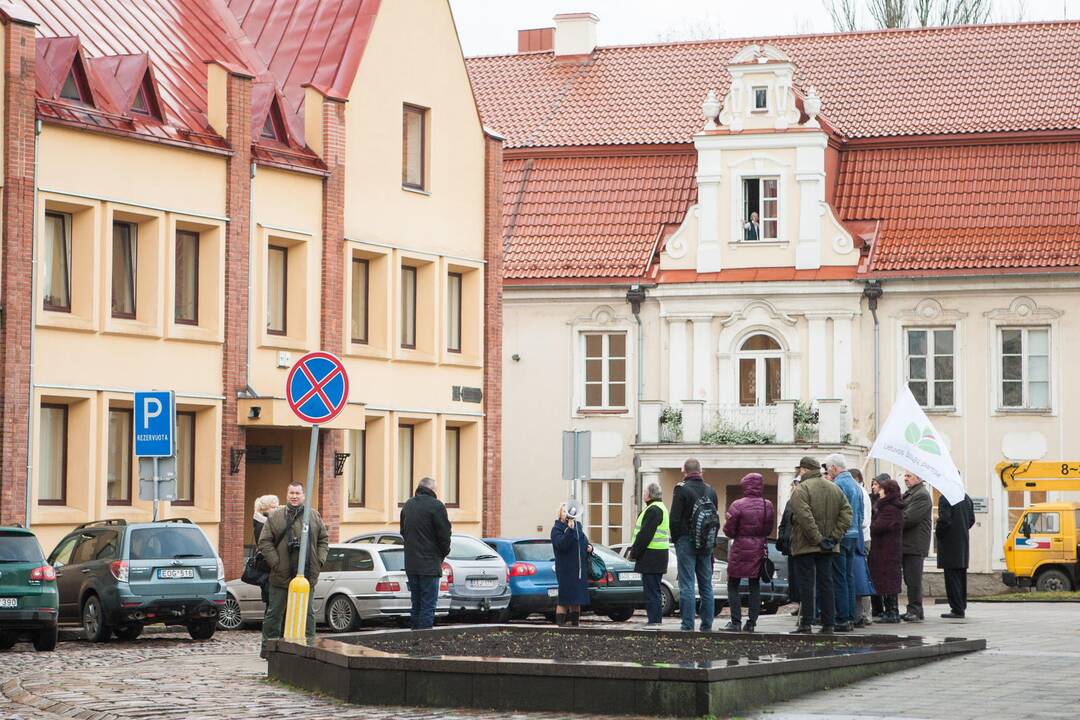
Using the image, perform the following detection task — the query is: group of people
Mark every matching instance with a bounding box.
[777,454,976,633]
[251,476,454,656]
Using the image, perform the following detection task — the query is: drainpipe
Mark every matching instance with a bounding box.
[626,284,647,509]
[244,162,257,397]
[25,119,42,528]
[862,280,883,476]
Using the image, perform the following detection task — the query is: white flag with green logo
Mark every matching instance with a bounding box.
[869,385,966,504]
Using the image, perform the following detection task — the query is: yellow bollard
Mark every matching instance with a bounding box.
[283,575,311,642]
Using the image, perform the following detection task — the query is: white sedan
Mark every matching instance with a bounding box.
[218,543,450,632]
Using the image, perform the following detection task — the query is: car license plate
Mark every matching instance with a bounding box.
[0,598,16,608]
[468,578,498,590]
[619,572,641,582]
[158,568,195,579]
[547,587,558,597]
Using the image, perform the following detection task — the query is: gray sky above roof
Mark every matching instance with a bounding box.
[449,0,1077,57]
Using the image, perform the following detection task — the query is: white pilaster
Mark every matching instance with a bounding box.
[668,318,689,403]
[691,317,712,401]
[806,314,828,400]
[773,399,796,443]
[694,140,723,273]
[776,470,797,514]
[682,400,705,444]
[794,143,825,270]
[831,313,854,409]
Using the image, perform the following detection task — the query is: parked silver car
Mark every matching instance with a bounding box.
[346,531,511,620]
[610,543,727,616]
[217,543,450,632]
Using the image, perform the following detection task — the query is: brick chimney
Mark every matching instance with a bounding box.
[553,12,598,57]
[517,27,554,53]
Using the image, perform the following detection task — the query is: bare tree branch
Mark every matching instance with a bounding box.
[826,0,861,31]
[868,0,910,28]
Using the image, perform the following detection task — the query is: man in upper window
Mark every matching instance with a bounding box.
[743,211,761,241]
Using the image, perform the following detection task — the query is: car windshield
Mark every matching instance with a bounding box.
[0,533,44,563]
[129,527,215,560]
[380,548,405,571]
[513,541,554,562]
[448,535,499,561]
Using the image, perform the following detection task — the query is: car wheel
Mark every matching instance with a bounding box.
[33,625,58,652]
[0,633,16,650]
[217,595,244,631]
[188,619,217,641]
[326,595,357,633]
[606,608,635,622]
[1035,568,1073,592]
[660,586,675,616]
[82,595,111,643]
[113,623,143,641]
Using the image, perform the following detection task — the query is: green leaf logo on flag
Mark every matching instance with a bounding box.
[906,423,941,455]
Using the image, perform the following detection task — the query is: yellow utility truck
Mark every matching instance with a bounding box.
[996,461,1080,592]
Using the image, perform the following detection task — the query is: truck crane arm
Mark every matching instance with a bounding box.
[996,461,1080,492]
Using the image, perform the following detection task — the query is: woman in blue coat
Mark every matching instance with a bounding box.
[551,501,592,626]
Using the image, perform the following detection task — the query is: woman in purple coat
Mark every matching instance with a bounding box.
[869,478,906,623]
[721,473,775,632]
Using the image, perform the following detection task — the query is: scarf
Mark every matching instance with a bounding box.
[253,511,268,525]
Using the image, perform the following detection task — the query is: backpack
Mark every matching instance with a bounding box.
[690,492,721,553]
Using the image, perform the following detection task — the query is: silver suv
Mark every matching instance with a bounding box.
[48,519,225,642]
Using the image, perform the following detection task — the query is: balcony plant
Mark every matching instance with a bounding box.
[659,405,683,442]
[793,400,819,443]
[701,423,776,445]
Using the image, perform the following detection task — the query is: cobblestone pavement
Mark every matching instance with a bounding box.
[0,603,1077,720]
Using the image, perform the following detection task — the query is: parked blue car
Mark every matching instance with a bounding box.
[483,538,558,620]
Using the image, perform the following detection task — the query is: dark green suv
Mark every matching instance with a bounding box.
[0,526,59,651]
[49,519,226,642]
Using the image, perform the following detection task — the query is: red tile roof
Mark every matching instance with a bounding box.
[503,151,697,280]
[467,21,1080,147]
[23,0,381,168]
[835,141,1080,274]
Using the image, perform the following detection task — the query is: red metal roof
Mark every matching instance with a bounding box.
[467,21,1080,148]
[835,141,1080,274]
[502,151,697,280]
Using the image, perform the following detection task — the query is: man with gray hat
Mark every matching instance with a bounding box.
[788,456,852,634]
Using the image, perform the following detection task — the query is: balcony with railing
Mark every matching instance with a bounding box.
[640,399,849,446]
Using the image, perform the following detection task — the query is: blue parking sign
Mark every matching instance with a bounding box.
[134,391,175,457]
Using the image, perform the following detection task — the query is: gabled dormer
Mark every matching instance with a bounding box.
[252,82,290,144]
[85,54,164,120]
[715,44,802,133]
[129,65,163,120]
[37,37,96,107]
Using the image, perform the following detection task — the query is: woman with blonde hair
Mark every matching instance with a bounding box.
[252,494,279,605]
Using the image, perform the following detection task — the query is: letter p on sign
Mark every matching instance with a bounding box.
[143,397,162,429]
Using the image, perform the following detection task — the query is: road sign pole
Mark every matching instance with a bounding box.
[285,423,320,642]
[152,456,160,522]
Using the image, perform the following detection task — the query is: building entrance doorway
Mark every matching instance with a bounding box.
[243,427,320,551]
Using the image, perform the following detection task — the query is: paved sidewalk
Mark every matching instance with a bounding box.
[0,603,1076,719]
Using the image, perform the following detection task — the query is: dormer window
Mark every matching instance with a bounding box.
[129,75,162,120]
[752,86,768,112]
[742,177,779,241]
[260,98,287,142]
[60,68,89,103]
[131,86,148,114]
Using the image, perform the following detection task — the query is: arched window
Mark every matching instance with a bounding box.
[738,333,782,406]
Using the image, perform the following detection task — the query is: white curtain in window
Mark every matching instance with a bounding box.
[112,222,137,317]
[107,410,131,503]
[444,427,459,505]
[39,406,66,502]
[398,426,414,503]
[43,213,71,310]
[175,231,199,323]
[176,413,195,502]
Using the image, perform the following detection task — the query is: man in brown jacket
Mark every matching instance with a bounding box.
[901,472,933,622]
[788,457,853,634]
[258,481,329,649]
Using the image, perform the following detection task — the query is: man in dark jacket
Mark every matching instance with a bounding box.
[400,477,452,630]
[936,493,975,619]
[629,481,670,627]
[788,457,852,634]
[669,458,719,631]
[777,459,813,618]
[258,482,329,647]
[900,472,933,622]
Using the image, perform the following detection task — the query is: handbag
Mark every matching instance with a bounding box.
[588,552,606,581]
[240,554,267,586]
[758,498,776,583]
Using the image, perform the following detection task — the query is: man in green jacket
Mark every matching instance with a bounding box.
[257,481,329,650]
[788,456,853,634]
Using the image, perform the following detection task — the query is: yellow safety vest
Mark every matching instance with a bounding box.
[633,501,670,550]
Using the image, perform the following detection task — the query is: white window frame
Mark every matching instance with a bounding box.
[997,326,1051,411]
[736,175,781,242]
[735,333,783,407]
[585,478,624,546]
[751,85,769,112]
[580,332,628,410]
[903,327,956,411]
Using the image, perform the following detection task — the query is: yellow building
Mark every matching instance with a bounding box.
[0,0,502,576]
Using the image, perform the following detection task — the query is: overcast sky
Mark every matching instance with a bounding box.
[449,0,1078,56]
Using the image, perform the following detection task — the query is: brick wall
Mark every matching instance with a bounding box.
[219,68,253,578]
[482,134,505,536]
[0,18,38,526]
[317,95,347,541]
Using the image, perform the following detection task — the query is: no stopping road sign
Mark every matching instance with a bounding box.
[285,352,349,425]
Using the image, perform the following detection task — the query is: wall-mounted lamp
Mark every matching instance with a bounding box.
[248,406,262,420]
[229,447,246,475]
[334,452,351,477]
